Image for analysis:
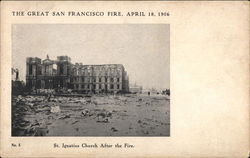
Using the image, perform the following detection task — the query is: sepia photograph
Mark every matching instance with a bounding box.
[11,24,170,136]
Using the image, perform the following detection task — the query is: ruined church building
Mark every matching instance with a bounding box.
[26,56,129,94]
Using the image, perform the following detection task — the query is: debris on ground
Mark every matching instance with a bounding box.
[50,105,60,113]
[71,120,79,124]
[81,108,89,116]
[59,114,71,119]
[111,127,118,132]
[12,94,170,136]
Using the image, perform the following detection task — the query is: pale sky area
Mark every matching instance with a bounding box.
[12,24,170,90]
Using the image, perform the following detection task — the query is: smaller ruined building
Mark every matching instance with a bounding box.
[26,55,129,94]
[129,83,143,94]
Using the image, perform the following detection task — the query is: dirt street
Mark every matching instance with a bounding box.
[12,94,170,136]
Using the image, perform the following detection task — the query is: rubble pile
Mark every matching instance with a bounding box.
[12,95,49,136]
[12,94,170,136]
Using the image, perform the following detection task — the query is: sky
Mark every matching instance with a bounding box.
[12,24,170,90]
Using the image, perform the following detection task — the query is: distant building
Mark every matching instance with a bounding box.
[26,55,129,94]
[11,68,19,81]
[129,83,142,94]
[12,67,26,95]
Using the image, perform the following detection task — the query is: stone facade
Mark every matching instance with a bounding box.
[26,56,129,94]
